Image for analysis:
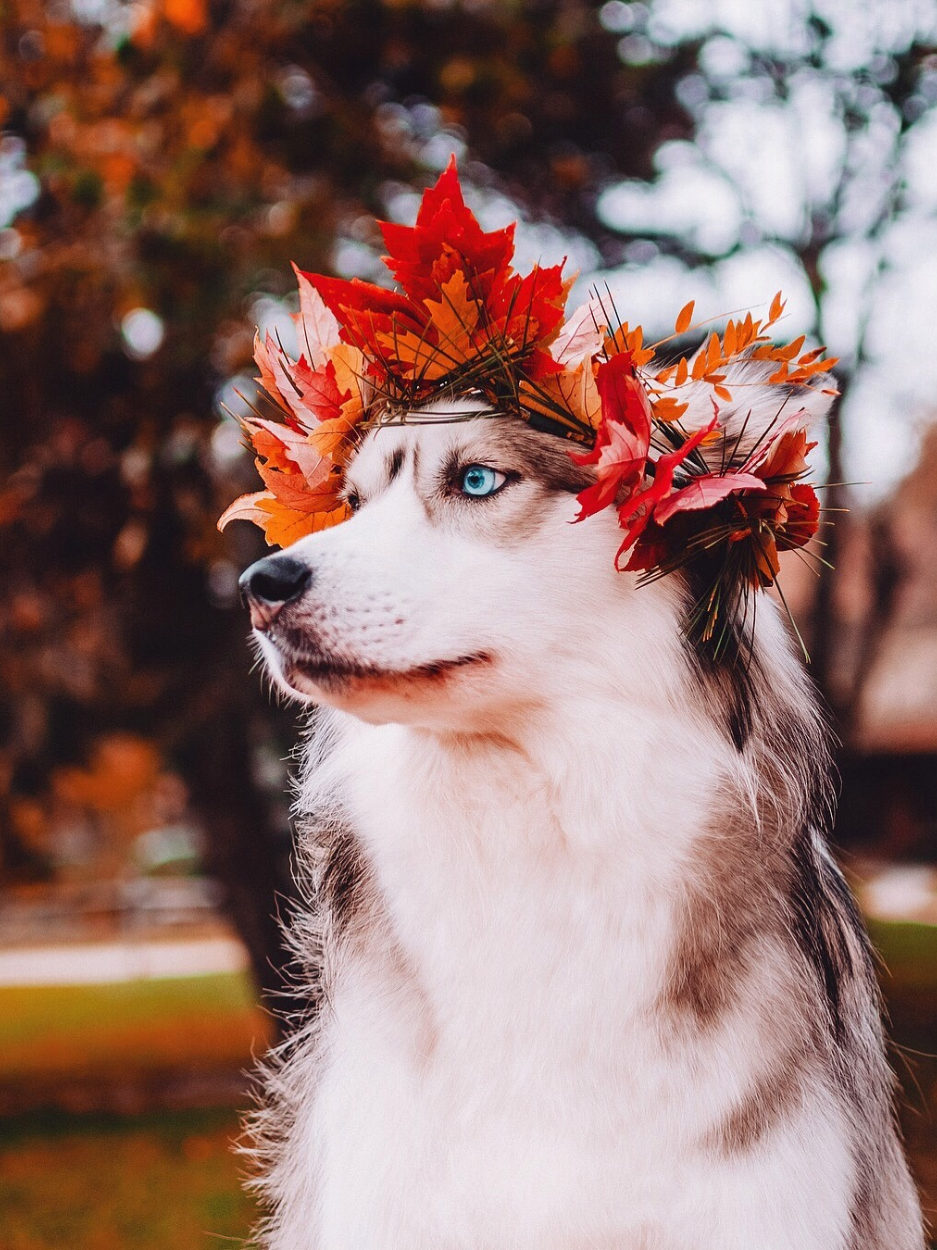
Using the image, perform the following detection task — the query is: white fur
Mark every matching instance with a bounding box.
[248,381,921,1249]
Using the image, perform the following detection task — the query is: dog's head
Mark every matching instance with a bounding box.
[239,368,835,730]
[239,397,652,729]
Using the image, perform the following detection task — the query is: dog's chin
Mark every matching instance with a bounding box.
[258,633,496,725]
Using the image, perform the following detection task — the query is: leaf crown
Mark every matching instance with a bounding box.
[219,157,837,654]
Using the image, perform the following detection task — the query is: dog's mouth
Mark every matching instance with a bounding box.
[262,626,494,698]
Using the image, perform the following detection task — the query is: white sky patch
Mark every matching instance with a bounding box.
[866,223,937,375]
[651,0,803,49]
[597,162,742,255]
[841,372,924,493]
[470,189,601,280]
[588,244,816,346]
[589,254,702,337]
[818,236,878,358]
[653,0,937,59]
[333,237,387,282]
[822,219,937,492]
[120,308,165,360]
[902,108,937,208]
[711,245,817,330]
[0,137,40,228]
[250,294,298,358]
[786,76,848,207]
[700,102,804,240]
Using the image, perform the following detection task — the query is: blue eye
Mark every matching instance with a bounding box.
[460,464,507,498]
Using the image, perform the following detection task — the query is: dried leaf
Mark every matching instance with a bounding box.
[652,397,689,422]
[723,319,737,357]
[674,300,695,335]
[654,472,765,526]
[552,299,607,365]
[292,263,342,368]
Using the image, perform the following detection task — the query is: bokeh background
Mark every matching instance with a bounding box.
[2,0,937,1244]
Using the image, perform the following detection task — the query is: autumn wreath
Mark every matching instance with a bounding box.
[219,158,836,652]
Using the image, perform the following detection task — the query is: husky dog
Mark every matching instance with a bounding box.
[238,367,924,1249]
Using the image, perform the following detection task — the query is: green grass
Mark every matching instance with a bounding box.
[0,974,271,1076]
[0,976,269,1247]
[0,1108,257,1250]
[868,918,937,988]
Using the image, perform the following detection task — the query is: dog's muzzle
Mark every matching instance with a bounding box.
[239,554,311,631]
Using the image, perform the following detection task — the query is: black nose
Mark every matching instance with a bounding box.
[239,555,311,629]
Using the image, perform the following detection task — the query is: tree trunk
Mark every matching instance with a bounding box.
[185,708,298,1027]
[808,390,846,725]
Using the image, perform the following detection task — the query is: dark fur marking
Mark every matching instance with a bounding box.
[847,1154,879,1250]
[845,1131,926,1249]
[691,640,755,752]
[386,446,406,483]
[786,828,873,1048]
[494,419,593,495]
[351,410,591,525]
[679,561,873,1049]
[321,825,367,929]
[712,1050,807,1156]
[663,829,762,1028]
[680,567,755,752]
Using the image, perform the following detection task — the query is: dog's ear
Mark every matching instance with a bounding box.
[677,353,836,466]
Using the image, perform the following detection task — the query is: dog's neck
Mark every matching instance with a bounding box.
[307,652,739,1038]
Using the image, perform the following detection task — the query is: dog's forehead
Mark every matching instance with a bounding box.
[349,397,490,482]
[347,396,591,496]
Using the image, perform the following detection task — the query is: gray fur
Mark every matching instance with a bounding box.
[679,613,922,1244]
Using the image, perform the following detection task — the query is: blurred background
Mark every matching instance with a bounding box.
[2,0,937,1244]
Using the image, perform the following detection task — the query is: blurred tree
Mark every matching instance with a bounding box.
[578,4,937,726]
[0,0,694,1009]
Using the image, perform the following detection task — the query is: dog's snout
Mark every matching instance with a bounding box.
[239,555,311,630]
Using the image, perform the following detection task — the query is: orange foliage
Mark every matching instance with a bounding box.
[219,159,833,655]
[162,0,208,36]
[54,735,160,815]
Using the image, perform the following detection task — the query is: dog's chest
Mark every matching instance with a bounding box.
[287,724,865,1250]
[339,721,687,1059]
[311,728,704,1243]
[315,878,684,1247]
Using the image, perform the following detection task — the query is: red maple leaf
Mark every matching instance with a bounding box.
[624,416,821,584]
[301,273,418,375]
[653,470,765,526]
[571,353,650,520]
[303,157,568,387]
[379,159,516,308]
[616,418,718,567]
[777,481,820,551]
